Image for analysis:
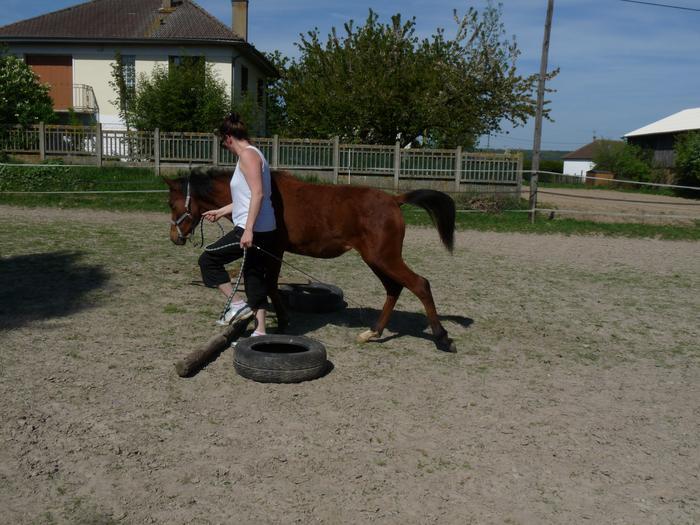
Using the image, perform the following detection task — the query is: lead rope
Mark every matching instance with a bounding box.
[219,247,247,321]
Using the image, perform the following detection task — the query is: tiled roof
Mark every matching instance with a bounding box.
[562,140,623,160]
[625,108,700,138]
[0,0,242,41]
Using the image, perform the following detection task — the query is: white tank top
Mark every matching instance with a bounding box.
[230,145,276,232]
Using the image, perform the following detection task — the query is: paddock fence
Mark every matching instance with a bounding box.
[1,124,522,196]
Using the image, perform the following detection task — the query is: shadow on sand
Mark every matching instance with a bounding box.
[0,251,110,330]
[277,302,473,348]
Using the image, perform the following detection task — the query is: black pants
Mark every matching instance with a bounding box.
[198,226,277,310]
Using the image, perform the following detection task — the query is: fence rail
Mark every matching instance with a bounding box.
[1,124,522,192]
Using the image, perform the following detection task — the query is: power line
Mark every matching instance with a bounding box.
[620,0,700,12]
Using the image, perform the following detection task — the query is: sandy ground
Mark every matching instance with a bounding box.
[1,205,699,524]
[528,186,700,224]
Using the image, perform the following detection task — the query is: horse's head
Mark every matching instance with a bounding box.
[164,176,202,245]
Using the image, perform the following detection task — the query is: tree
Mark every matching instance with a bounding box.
[674,131,700,191]
[0,50,55,127]
[112,57,231,132]
[592,140,654,182]
[274,3,556,148]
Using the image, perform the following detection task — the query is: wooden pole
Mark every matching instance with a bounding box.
[175,317,253,377]
[529,0,555,223]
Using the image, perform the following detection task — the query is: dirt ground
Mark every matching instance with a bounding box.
[1,205,698,524]
[530,186,700,224]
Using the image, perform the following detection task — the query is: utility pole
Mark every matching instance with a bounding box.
[529,0,555,223]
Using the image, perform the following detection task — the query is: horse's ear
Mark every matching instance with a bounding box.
[162,176,175,188]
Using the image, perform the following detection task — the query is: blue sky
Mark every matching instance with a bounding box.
[2,0,699,151]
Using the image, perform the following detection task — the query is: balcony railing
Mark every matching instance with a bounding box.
[72,84,99,114]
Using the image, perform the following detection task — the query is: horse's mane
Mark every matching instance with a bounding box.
[175,168,298,199]
[175,168,231,199]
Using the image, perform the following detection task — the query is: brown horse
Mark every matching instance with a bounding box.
[164,169,457,352]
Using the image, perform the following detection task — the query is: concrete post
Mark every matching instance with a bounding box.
[154,128,161,176]
[454,146,462,193]
[95,123,103,167]
[272,134,279,169]
[39,122,46,161]
[393,141,401,191]
[332,136,340,185]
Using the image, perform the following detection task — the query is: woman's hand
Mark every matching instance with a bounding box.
[240,229,254,249]
[202,208,225,222]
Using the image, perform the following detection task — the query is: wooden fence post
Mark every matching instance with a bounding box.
[39,122,46,161]
[516,152,523,198]
[154,128,160,176]
[393,141,401,191]
[212,133,219,166]
[454,145,462,193]
[272,134,279,169]
[332,136,340,185]
[95,123,103,167]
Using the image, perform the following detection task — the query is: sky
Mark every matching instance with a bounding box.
[2,0,699,151]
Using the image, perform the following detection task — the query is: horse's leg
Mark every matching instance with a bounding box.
[370,256,455,353]
[265,253,288,333]
[356,266,403,343]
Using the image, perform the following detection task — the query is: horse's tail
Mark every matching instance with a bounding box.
[396,190,455,253]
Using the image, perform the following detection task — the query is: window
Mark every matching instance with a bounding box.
[121,55,136,93]
[169,55,204,73]
[257,78,264,107]
[241,65,249,95]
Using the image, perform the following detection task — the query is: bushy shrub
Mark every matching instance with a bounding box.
[674,131,700,194]
[592,140,654,182]
[0,51,55,127]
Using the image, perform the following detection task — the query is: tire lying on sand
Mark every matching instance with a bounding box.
[278,283,344,313]
[233,335,329,383]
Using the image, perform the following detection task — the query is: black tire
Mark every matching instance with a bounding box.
[278,283,344,313]
[233,335,328,383]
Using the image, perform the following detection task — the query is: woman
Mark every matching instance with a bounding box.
[198,113,277,336]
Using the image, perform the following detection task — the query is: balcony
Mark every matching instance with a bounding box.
[72,84,99,114]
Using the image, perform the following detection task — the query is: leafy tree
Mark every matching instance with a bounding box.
[592,140,654,182]
[274,4,556,148]
[0,50,55,127]
[113,57,231,132]
[674,131,700,191]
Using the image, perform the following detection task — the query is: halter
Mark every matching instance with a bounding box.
[170,177,193,240]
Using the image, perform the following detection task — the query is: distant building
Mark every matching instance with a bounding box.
[624,108,700,168]
[0,0,277,131]
[562,140,623,179]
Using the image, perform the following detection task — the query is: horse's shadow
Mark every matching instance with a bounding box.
[275,303,473,345]
[0,251,109,330]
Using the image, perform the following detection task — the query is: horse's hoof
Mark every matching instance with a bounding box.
[356,329,380,344]
[437,336,457,353]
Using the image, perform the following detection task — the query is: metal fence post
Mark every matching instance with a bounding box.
[95,123,102,167]
[454,146,462,193]
[39,122,46,161]
[332,136,340,185]
[272,134,279,169]
[393,141,401,191]
[212,133,219,166]
[154,128,160,176]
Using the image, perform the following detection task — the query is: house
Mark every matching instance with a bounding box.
[562,139,623,179]
[0,0,277,132]
[624,108,700,168]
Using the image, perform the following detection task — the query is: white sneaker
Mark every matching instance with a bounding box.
[216,302,253,326]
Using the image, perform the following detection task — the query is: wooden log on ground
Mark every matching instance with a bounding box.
[175,317,253,378]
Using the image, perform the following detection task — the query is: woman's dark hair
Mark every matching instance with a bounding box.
[218,112,249,142]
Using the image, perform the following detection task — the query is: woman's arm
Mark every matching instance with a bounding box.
[202,202,233,222]
[239,149,264,248]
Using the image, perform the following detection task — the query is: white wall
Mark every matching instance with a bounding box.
[9,43,251,129]
[563,160,594,179]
